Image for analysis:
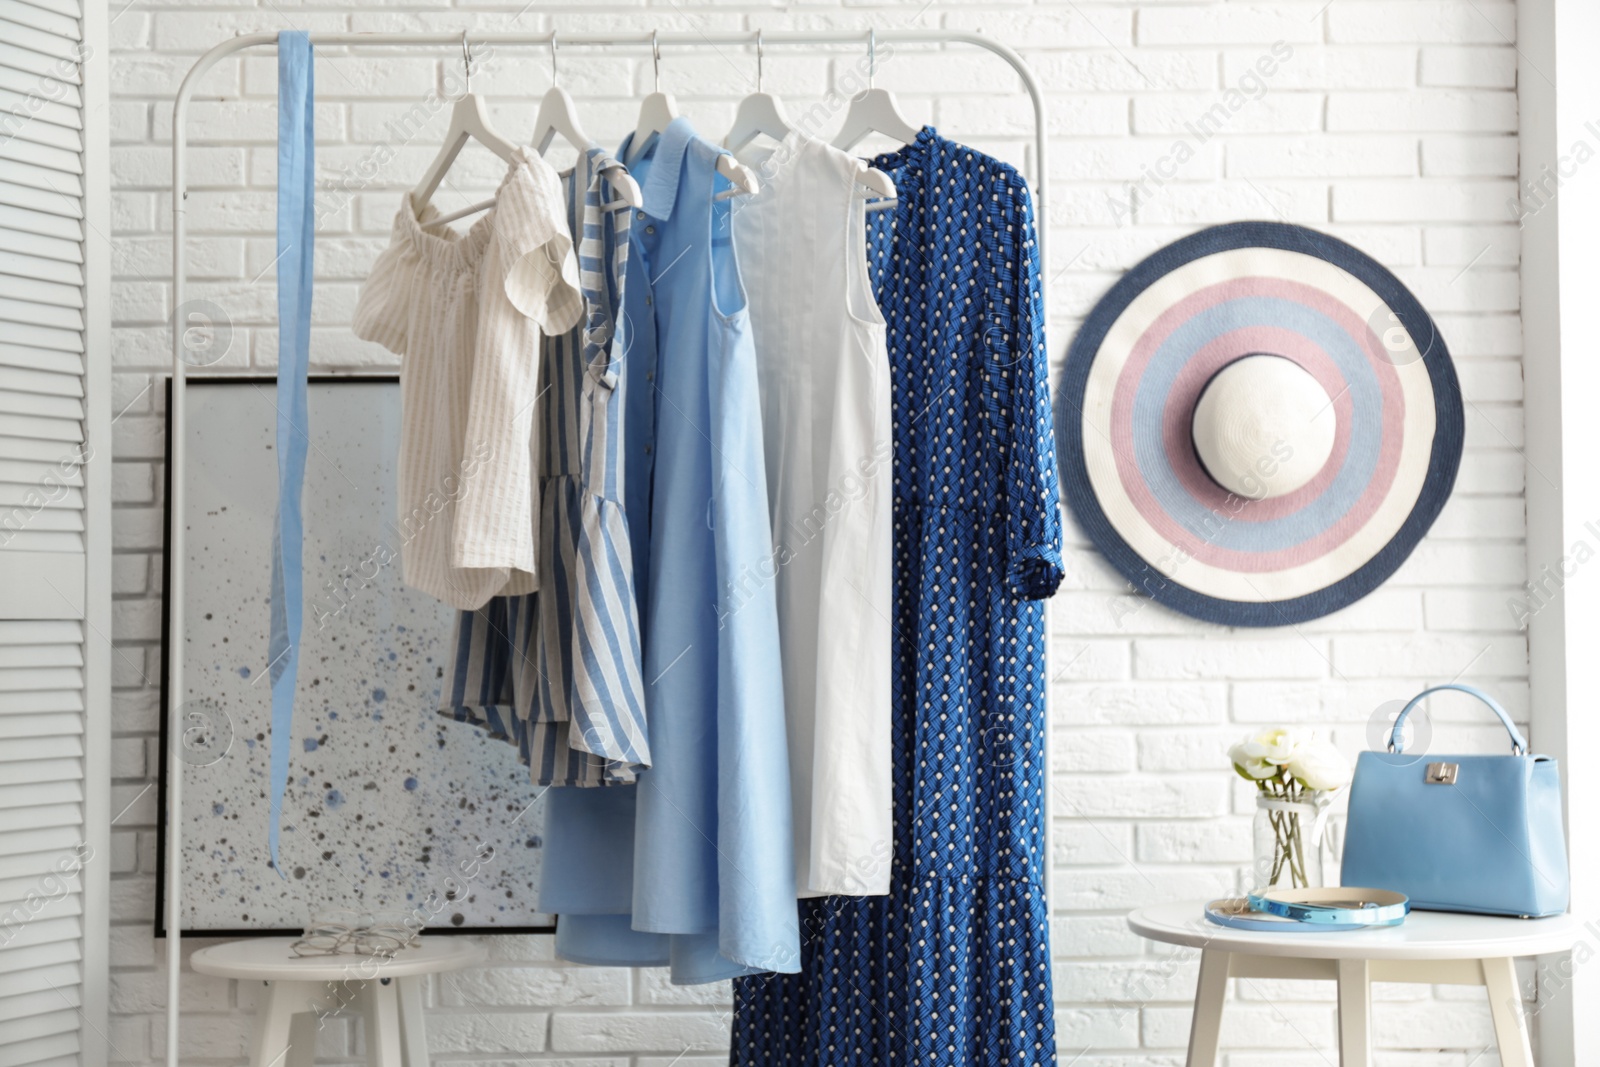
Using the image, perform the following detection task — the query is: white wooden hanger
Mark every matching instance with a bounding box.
[531,32,643,211]
[412,34,524,226]
[628,31,760,200]
[832,29,921,154]
[726,32,896,209]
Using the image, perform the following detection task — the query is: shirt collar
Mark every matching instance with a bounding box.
[619,115,697,221]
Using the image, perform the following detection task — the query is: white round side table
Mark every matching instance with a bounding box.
[1128,901,1582,1067]
[190,937,487,1067]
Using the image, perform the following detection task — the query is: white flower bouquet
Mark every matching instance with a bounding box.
[1229,728,1352,889]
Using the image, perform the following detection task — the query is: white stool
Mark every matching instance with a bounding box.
[1129,901,1582,1067]
[191,937,487,1067]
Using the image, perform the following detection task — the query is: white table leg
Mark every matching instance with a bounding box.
[397,976,429,1067]
[286,1008,320,1067]
[1186,949,1230,1067]
[250,981,322,1067]
[1482,956,1534,1067]
[1336,958,1372,1067]
[363,979,404,1067]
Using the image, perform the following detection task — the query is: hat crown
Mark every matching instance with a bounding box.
[1191,354,1336,501]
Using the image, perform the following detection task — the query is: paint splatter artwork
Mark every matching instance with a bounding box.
[162,378,552,933]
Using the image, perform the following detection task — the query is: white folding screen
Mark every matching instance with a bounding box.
[0,0,110,1063]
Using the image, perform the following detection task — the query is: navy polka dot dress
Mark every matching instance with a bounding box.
[731,127,1065,1066]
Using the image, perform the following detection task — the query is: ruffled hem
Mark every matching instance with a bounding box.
[437,473,648,786]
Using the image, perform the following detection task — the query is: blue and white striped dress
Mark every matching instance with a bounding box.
[438,148,649,787]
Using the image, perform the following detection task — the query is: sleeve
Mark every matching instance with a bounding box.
[994,169,1065,601]
[496,162,585,336]
[351,236,415,357]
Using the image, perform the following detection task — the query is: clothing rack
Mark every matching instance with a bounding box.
[165,30,1052,1066]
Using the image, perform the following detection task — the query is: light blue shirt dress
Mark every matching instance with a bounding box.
[540,118,800,984]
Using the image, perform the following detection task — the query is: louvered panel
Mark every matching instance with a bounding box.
[0,431,83,462]
[0,870,80,915]
[0,296,81,332]
[0,464,84,496]
[0,204,79,241]
[0,137,82,178]
[0,159,83,203]
[0,801,79,831]
[0,915,78,954]
[0,756,77,786]
[0,88,82,140]
[0,323,81,357]
[0,181,81,222]
[0,881,79,922]
[0,353,79,385]
[0,42,74,84]
[0,511,84,534]
[0,115,81,163]
[0,453,83,483]
[0,250,81,287]
[0,543,84,566]
[0,985,80,1026]
[0,18,77,62]
[0,622,78,645]
[0,411,80,442]
[0,1,77,40]
[0,486,84,513]
[0,535,77,556]
[0,713,80,743]
[0,934,77,975]
[0,226,81,267]
[0,742,82,777]
[0,684,81,710]
[0,366,81,399]
[0,780,79,811]
[0,6,94,1058]
[0,1017,78,1062]
[0,690,81,717]
[0,66,78,109]
[0,277,82,315]
[13,0,81,19]
[0,642,78,667]
[0,828,86,867]
[0,386,80,417]
[0,963,79,1001]
[0,869,80,913]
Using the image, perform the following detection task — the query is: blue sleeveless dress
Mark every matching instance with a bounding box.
[731,127,1065,1065]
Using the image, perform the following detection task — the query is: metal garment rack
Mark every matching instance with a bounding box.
[166,29,1051,1063]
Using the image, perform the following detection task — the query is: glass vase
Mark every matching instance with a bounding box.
[1252,793,1330,890]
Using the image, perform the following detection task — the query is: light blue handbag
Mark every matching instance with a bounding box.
[1340,684,1569,918]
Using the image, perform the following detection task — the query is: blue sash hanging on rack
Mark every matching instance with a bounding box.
[267,30,313,876]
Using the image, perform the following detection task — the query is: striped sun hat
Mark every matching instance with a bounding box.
[1056,221,1464,627]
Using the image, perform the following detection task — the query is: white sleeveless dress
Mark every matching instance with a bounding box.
[732,130,894,898]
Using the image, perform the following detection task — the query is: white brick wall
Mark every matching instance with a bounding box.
[105,2,1534,1064]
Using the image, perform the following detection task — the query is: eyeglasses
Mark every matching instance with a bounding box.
[289,913,422,959]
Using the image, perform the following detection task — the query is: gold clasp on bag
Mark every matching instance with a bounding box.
[1425,762,1459,785]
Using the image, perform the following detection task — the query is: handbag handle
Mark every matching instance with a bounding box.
[1390,683,1528,755]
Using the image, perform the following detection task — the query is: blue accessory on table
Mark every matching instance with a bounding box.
[1205,889,1408,933]
[267,30,314,878]
[1246,887,1409,927]
[1341,683,1569,918]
